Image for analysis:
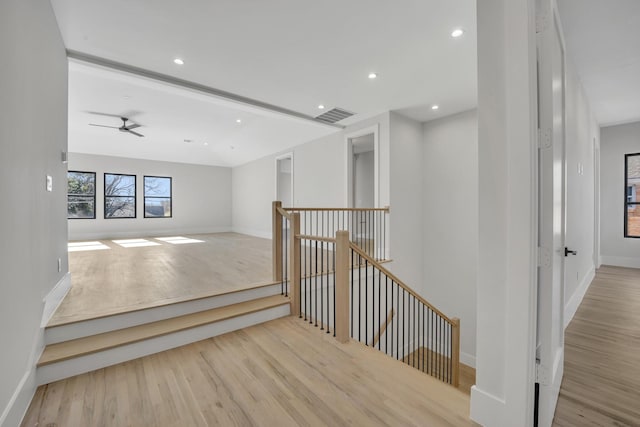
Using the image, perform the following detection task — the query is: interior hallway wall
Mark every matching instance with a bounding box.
[563,57,600,324]
[67,153,232,240]
[0,0,69,425]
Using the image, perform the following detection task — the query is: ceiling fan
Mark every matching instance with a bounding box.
[89,117,144,137]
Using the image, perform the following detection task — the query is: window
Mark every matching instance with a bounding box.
[67,171,96,219]
[144,176,172,218]
[104,173,136,218]
[625,153,640,238]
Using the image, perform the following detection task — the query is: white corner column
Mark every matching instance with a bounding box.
[471,0,539,426]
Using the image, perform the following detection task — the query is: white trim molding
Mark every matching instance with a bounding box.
[564,266,595,328]
[42,272,71,327]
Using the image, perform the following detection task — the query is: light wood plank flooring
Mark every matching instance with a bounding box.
[23,316,474,427]
[51,233,272,326]
[553,265,640,426]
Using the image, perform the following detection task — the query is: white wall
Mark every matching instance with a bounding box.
[563,59,599,324]
[422,109,478,367]
[68,153,232,240]
[232,113,390,238]
[0,0,69,425]
[388,112,424,290]
[600,121,640,268]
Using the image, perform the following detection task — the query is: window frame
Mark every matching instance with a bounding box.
[624,153,640,238]
[104,173,137,219]
[67,170,96,220]
[143,175,173,218]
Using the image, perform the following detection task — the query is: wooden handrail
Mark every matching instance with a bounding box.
[277,206,293,220]
[349,242,454,325]
[369,308,395,348]
[296,234,337,243]
[284,206,390,212]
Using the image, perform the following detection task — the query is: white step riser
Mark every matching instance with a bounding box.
[45,283,282,344]
[37,303,290,385]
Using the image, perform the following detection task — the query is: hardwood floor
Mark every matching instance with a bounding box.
[51,233,273,326]
[23,317,474,427]
[553,265,640,426]
[402,347,476,394]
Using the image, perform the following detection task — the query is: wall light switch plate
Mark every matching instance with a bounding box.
[46,175,53,192]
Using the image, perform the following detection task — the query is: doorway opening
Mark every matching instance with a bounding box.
[275,153,294,208]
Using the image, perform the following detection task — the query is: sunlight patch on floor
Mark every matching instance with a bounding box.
[68,241,111,252]
[155,236,204,245]
[112,238,161,248]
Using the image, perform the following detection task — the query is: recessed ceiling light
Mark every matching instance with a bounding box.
[203,142,209,146]
[431,105,439,110]
[451,28,464,38]
[173,58,184,65]
[318,104,325,110]
[236,119,242,123]
[368,72,378,79]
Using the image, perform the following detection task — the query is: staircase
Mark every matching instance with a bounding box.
[37,283,289,384]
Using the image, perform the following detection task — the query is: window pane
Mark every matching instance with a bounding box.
[105,196,135,218]
[628,204,640,237]
[145,197,171,217]
[105,174,135,196]
[144,176,171,197]
[68,196,95,219]
[68,172,95,195]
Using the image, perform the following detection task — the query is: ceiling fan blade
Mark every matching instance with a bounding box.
[127,130,145,137]
[125,123,141,130]
[87,110,140,119]
[89,124,120,129]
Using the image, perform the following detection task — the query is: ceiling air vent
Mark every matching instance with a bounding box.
[315,107,355,124]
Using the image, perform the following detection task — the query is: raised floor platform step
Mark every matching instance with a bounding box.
[38,294,289,367]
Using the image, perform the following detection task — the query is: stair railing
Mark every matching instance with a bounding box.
[272,202,459,387]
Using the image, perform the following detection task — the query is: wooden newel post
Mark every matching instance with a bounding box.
[290,212,301,317]
[451,317,460,387]
[272,201,282,282]
[335,230,350,343]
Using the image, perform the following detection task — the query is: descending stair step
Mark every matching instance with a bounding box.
[38,294,290,367]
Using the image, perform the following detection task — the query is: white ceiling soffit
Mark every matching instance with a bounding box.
[51,0,477,124]
[68,61,338,167]
[558,0,640,127]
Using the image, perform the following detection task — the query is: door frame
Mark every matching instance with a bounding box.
[275,152,294,207]
[344,124,379,208]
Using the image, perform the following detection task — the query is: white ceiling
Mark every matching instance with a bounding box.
[68,61,337,167]
[558,0,640,127]
[52,0,477,166]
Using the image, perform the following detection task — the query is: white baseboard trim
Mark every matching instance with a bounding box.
[41,272,71,327]
[0,315,47,427]
[0,367,37,427]
[68,226,232,241]
[470,386,506,427]
[600,255,640,269]
[231,227,272,240]
[564,266,595,329]
[461,351,476,368]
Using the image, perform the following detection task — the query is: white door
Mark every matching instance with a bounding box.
[536,1,566,426]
